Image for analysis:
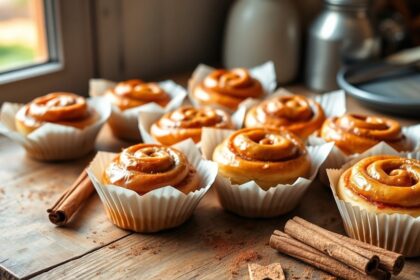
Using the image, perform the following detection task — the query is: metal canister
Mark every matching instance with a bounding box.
[305,0,380,92]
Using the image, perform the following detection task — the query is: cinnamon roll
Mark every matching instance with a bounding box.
[150,106,234,145]
[106,79,170,110]
[15,92,98,135]
[245,95,325,138]
[321,114,408,155]
[192,68,263,110]
[212,128,311,189]
[103,144,200,194]
[338,155,420,216]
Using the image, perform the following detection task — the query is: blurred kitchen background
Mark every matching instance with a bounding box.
[0,0,419,109]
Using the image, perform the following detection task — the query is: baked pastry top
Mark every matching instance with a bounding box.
[321,114,407,154]
[150,106,233,145]
[245,95,325,138]
[192,68,263,110]
[15,92,98,135]
[212,127,311,189]
[106,79,170,110]
[338,155,420,216]
[103,144,200,194]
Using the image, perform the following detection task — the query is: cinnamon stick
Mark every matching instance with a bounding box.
[284,219,379,275]
[292,217,404,275]
[269,231,385,280]
[47,169,94,226]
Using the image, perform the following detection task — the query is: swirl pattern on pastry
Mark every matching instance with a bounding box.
[15,92,97,135]
[212,128,311,189]
[321,114,407,154]
[107,79,170,110]
[338,155,420,216]
[245,95,325,138]
[103,144,200,194]
[193,68,263,110]
[151,106,234,145]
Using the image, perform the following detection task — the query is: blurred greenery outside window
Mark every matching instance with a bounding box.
[0,0,48,73]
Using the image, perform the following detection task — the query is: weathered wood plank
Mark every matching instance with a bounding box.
[0,126,132,279]
[32,182,360,280]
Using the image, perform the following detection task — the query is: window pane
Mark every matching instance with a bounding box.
[0,0,48,72]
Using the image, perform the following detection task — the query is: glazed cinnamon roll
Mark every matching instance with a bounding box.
[192,68,263,110]
[338,155,420,216]
[103,144,200,194]
[212,128,311,189]
[15,92,98,135]
[245,95,325,138]
[321,114,408,155]
[150,106,234,145]
[106,79,170,110]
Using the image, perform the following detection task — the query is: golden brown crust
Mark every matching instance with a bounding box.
[321,114,408,155]
[245,95,325,138]
[212,127,311,189]
[15,92,98,135]
[103,144,200,194]
[192,68,263,110]
[337,155,420,217]
[150,106,234,145]
[106,79,170,111]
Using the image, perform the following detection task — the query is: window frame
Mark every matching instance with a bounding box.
[0,0,63,85]
[0,0,94,103]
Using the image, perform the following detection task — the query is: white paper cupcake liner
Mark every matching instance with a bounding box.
[309,123,420,185]
[188,61,277,113]
[327,142,420,256]
[89,79,187,141]
[87,139,218,233]
[0,97,111,161]
[200,128,333,217]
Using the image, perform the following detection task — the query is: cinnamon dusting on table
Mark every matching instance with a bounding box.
[229,249,262,276]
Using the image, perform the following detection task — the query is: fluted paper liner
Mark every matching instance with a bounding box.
[327,142,420,256]
[310,123,420,185]
[87,139,218,232]
[89,79,187,140]
[0,97,111,161]
[200,128,333,217]
[188,61,277,113]
[138,104,247,145]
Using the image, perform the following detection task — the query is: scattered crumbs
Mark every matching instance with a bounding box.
[100,242,105,246]
[93,240,97,243]
[96,271,101,276]
[301,267,314,279]
[127,243,163,257]
[0,188,5,195]
[92,231,97,234]
[229,249,262,276]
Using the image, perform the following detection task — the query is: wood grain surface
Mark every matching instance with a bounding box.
[0,84,419,280]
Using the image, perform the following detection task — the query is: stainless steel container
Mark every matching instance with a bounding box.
[305,0,380,92]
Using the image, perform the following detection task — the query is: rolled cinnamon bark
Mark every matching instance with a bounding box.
[284,219,379,275]
[269,231,383,280]
[47,170,94,226]
[292,217,404,275]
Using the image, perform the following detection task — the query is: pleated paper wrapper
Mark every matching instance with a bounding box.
[138,103,247,145]
[188,61,277,114]
[87,139,218,233]
[89,79,187,141]
[0,97,111,161]
[327,142,420,256]
[200,128,333,218]
[310,123,420,185]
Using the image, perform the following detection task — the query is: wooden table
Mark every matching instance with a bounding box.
[0,85,419,280]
